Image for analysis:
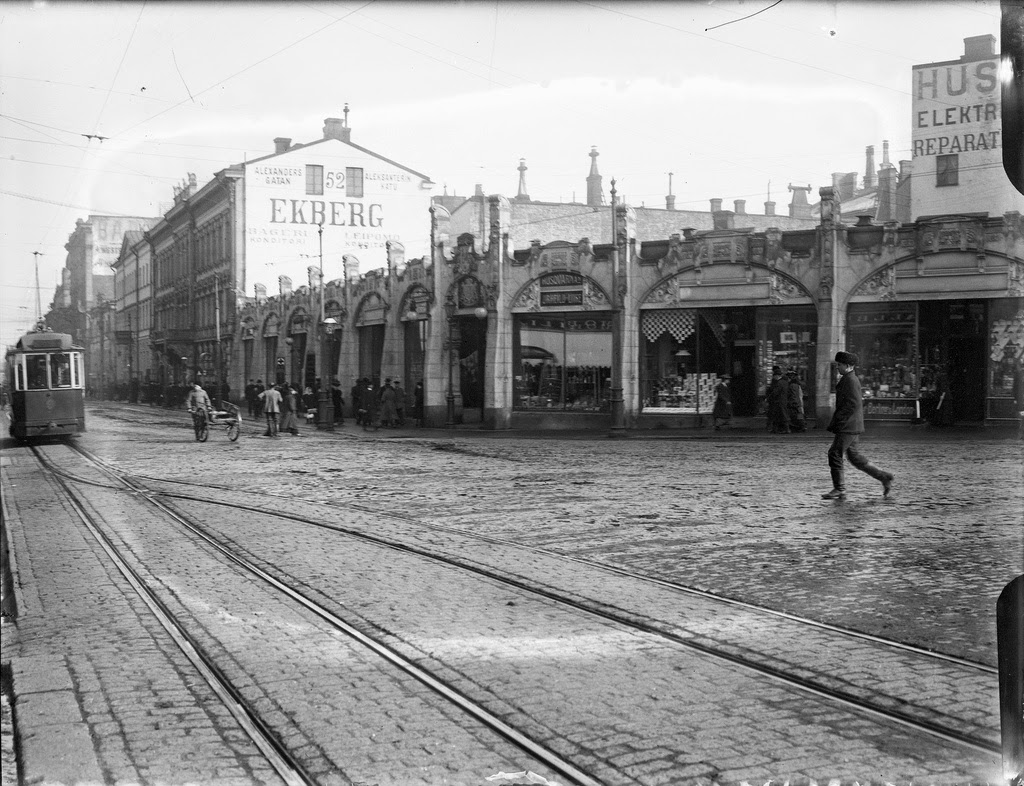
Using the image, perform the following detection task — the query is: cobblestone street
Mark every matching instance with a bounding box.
[85,404,1022,665]
[2,402,1021,784]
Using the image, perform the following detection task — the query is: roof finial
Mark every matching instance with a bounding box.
[343,103,349,127]
[516,158,530,202]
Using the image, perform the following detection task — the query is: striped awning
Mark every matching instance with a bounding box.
[642,309,695,342]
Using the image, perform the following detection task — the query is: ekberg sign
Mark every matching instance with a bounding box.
[243,141,432,290]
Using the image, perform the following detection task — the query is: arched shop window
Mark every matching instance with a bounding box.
[513,313,613,411]
[640,305,816,418]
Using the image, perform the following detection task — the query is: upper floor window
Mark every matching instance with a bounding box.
[936,154,958,187]
[346,167,363,198]
[306,165,324,195]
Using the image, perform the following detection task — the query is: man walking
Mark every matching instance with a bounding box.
[822,351,894,499]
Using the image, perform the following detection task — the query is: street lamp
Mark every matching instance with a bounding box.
[318,317,337,429]
[444,296,457,426]
[316,222,335,431]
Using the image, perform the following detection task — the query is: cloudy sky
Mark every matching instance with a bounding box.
[0,0,1006,351]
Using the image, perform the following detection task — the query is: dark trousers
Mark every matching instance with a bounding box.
[827,432,872,473]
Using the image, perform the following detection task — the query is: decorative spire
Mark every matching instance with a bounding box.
[515,158,530,202]
[587,146,604,207]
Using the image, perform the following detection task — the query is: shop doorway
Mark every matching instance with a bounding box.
[730,344,758,415]
[920,300,987,423]
[946,301,987,422]
[358,324,385,386]
[458,315,487,420]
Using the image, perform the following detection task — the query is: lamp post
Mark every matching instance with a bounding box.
[444,296,457,426]
[317,222,335,430]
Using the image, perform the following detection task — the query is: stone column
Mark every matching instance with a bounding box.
[482,196,513,429]
[814,186,844,427]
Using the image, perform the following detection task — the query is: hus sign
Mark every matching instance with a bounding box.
[913,60,1000,157]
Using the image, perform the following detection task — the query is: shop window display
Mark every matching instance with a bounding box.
[640,306,815,417]
[757,306,817,416]
[987,298,1024,419]
[848,302,921,419]
[514,314,612,411]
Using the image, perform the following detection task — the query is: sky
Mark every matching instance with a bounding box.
[0,0,1008,352]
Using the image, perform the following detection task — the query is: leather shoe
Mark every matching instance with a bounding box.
[881,472,894,497]
[821,488,845,499]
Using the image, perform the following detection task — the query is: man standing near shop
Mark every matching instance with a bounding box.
[822,351,894,499]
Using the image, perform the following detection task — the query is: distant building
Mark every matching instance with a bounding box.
[46,215,161,395]
[811,142,913,224]
[446,147,818,256]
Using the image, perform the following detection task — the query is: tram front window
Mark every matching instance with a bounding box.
[50,353,72,387]
[26,356,48,389]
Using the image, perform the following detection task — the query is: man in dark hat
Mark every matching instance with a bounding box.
[822,351,894,499]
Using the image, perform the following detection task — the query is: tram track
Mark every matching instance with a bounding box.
[66,443,997,674]
[52,441,1001,762]
[29,442,608,786]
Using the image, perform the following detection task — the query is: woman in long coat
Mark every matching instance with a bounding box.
[279,384,299,435]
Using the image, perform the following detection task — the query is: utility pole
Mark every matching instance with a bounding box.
[32,251,44,322]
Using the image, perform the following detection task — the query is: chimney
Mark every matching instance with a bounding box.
[710,198,722,212]
[474,183,485,197]
[962,34,995,60]
[864,146,876,190]
[713,211,735,231]
[274,137,291,154]
[666,195,676,210]
[876,166,898,222]
[831,172,858,202]
[882,140,891,168]
[765,200,776,216]
[788,184,812,219]
[733,199,746,215]
[323,117,351,142]
[898,160,912,187]
[586,147,604,207]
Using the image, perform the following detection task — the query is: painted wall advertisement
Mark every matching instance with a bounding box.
[912,58,1000,160]
[90,216,160,275]
[244,143,433,294]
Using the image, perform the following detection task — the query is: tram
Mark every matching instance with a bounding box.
[4,321,86,440]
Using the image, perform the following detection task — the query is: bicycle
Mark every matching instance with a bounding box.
[190,402,241,442]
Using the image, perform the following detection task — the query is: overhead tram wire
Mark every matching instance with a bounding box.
[109,1,375,141]
[574,0,997,115]
[88,1,146,141]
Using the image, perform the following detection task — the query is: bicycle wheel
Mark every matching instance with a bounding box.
[227,421,240,442]
[197,422,208,442]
